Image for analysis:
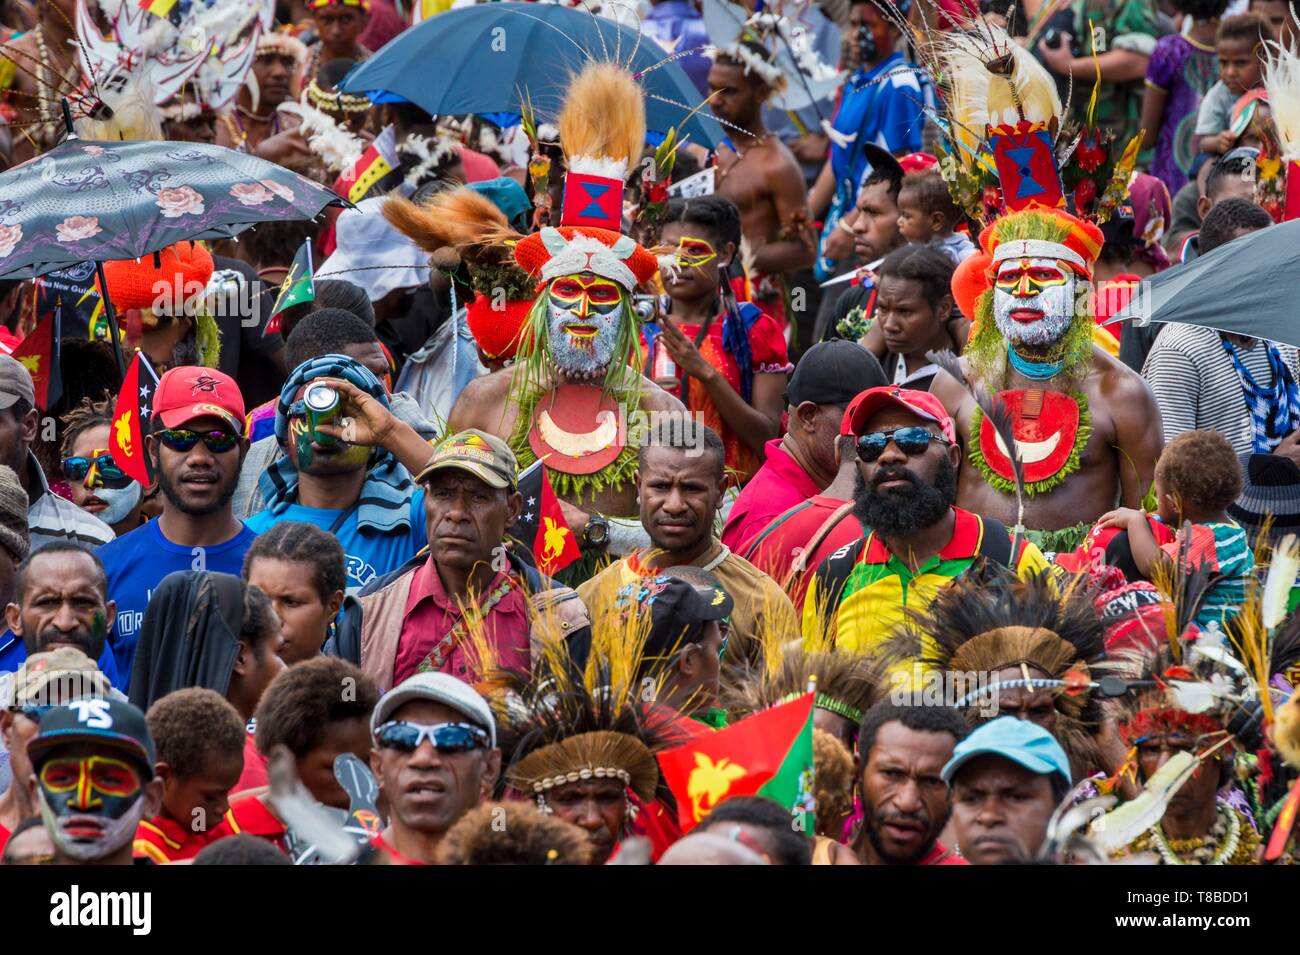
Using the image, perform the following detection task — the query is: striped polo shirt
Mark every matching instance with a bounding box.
[1142,326,1300,456]
[802,507,1049,660]
[1160,521,1253,632]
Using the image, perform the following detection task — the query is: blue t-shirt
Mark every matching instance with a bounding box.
[97,519,258,683]
[0,630,122,689]
[244,489,428,594]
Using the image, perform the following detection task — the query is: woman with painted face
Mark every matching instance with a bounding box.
[60,397,146,537]
[647,196,792,484]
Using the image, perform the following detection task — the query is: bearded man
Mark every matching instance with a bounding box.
[803,387,1048,662]
[441,64,684,558]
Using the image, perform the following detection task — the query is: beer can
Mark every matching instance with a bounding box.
[304,383,340,445]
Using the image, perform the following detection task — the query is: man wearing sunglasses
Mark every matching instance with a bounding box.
[0,647,117,857]
[95,367,255,684]
[368,672,500,865]
[803,386,1047,661]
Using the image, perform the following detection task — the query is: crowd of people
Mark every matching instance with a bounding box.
[0,0,1298,870]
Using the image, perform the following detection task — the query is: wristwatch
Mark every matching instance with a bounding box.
[582,514,610,549]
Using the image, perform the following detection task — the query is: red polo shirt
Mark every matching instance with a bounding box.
[721,439,824,554]
[212,793,288,855]
[134,814,219,863]
[392,559,531,685]
[742,495,864,609]
[233,731,267,793]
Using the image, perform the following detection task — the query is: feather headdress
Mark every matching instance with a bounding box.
[277,96,366,174]
[722,646,884,730]
[919,23,1139,226]
[885,562,1105,773]
[469,592,690,806]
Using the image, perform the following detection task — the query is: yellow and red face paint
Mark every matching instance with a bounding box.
[674,236,718,270]
[40,754,142,812]
[994,258,1070,297]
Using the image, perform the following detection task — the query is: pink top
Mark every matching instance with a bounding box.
[720,438,823,554]
[393,559,531,685]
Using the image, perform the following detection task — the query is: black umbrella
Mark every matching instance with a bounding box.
[1103,219,1300,347]
[0,112,347,371]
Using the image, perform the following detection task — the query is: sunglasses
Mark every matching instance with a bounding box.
[156,428,240,454]
[62,454,127,483]
[856,426,951,463]
[374,720,489,754]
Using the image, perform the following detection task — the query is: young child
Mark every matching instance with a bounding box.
[1196,13,1272,155]
[1140,0,1228,194]
[1096,429,1252,634]
[135,688,247,863]
[895,169,975,264]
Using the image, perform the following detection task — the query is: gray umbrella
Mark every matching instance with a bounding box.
[1102,218,1300,347]
[0,124,347,371]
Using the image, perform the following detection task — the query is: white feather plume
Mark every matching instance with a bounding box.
[1087,751,1198,854]
[1265,534,1300,629]
[1264,42,1300,162]
[278,99,366,174]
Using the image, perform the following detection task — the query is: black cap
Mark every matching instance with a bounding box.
[617,575,734,660]
[786,340,887,407]
[26,699,156,777]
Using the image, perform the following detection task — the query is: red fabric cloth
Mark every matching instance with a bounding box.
[638,310,790,483]
[393,559,531,685]
[233,731,268,793]
[920,840,969,865]
[458,147,501,183]
[212,793,288,854]
[358,0,407,52]
[720,439,823,553]
[0,820,9,856]
[0,328,19,354]
[371,831,430,865]
[742,495,865,609]
[134,813,218,862]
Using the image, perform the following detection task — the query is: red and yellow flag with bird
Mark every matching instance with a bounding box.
[508,460,581,577]
[108,352,161,486]
[658,693,815,834]
[11,306,62,410]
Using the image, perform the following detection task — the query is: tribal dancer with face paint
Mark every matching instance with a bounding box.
[437,63,685,561]
[919,25,1164,552]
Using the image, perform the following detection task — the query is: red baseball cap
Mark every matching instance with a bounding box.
[841,386,958,444]
[153,366,246,434]
[899,153,939,173]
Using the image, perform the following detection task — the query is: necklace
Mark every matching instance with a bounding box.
[1007,343,1064,380]
[716,132,773,185]
[1149,804,1240,865]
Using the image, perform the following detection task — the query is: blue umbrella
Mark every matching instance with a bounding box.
[0,128,346,371]
[340,2,724,148]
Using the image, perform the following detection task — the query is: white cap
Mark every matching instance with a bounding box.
[371,672,497,748]
[317,196,428,301]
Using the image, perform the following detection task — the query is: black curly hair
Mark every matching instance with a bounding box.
[148,687,247,779]
[662,194,743,250]
[253,656,379,760]
[1156,429,1243,515]
[436,801,593,865]
[243,520,346,604]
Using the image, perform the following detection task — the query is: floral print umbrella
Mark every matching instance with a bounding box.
[0,138,347,279]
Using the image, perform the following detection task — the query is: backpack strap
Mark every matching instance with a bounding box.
[787,501,856,587]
